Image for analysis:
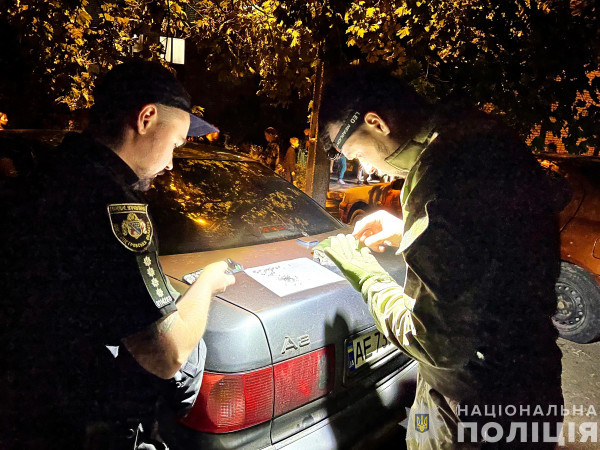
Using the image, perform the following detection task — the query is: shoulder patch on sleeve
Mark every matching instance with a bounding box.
[107,203,154,253]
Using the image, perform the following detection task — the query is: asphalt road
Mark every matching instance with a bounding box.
[558,338,600,449]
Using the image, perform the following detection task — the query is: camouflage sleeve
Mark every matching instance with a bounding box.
[359,229,484,371]
[359,201,490,370]
[360,277,429,364]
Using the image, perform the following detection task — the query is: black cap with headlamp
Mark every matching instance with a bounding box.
[326,108,438,167]
[327,110,363,161]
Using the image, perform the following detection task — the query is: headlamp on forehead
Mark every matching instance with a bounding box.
[327,110,362,160]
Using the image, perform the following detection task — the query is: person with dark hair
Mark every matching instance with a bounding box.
[281,137,299,183]
[298,128,310,167]
[263,126,280,170]
[1,60,234,448]
[314,66,568,448]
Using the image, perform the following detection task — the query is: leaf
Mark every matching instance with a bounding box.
[290,29,301,47]
[76,8,92,26]
[394,6,408,16]
[397,27,410,39]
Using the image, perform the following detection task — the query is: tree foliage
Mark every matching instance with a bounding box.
[2,0,598,152]
[344,0,599,153]
[2,0,189,110]
[187,0,356,107]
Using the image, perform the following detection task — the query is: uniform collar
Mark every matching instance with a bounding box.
[63,132,140,188]
[385,122,438,173]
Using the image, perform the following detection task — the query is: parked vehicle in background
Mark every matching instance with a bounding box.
[338,179,404,226]
[338,154,600,344]
[1,131,417,449]
[539,155,600,344]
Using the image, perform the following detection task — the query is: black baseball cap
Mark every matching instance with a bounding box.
[93,60,218,137]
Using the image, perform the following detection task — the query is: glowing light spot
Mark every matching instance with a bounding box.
[191,217,208,225]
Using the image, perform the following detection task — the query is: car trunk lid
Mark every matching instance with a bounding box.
[160,231,406,365]
[160,231,410,442]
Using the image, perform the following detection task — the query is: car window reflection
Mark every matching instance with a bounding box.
[145,159,342,255]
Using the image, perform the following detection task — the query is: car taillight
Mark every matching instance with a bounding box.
[180,346,335,433]
[273,345,335,417]
[180,367,274,433]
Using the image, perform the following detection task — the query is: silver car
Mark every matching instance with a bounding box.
[0,132,417,448]
[145,143,417,448]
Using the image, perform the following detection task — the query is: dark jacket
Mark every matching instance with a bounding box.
[365,108,568,404]
[1,133,178,448]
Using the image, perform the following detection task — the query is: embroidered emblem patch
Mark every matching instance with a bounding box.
[108,203,153,252]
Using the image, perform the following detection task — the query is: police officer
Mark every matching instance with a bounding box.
[314,67,568,448]
[2,61,234,448]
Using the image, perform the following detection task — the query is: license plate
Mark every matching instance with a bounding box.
[347,328,392,372]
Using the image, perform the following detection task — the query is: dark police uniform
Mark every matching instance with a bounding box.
[2,132,198,448]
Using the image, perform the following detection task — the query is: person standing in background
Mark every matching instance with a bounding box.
[297,129,310,167]
[281,137,299,183]
[263,126,280,171]
[336,154,347,184]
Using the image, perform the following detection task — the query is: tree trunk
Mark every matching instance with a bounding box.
[305,60,329,207]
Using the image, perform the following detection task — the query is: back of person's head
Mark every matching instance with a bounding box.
[88,60,192,146]
[319,65,430,149]
[264,126,278,137]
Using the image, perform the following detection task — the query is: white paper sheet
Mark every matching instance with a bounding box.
[244,257,345,297]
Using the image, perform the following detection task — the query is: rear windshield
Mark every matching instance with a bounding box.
[145,158,342,255]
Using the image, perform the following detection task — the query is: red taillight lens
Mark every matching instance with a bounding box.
[273,345,335,417]
[180,345,335,433]
[180,367,274,433]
